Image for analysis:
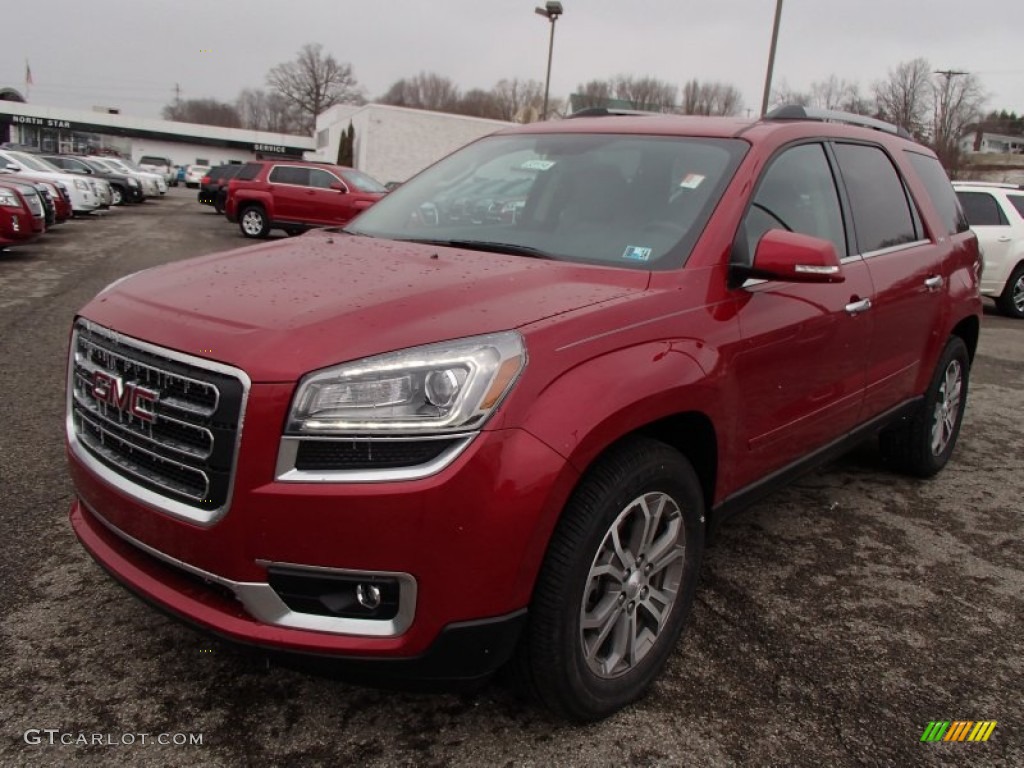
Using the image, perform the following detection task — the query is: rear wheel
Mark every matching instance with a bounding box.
[511,437,705,721]
[239,206,270,239]
[996,263,1024,319]
[880,336,970,477]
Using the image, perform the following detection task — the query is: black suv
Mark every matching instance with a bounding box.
[41,155,143,206]
[198,164,244,214]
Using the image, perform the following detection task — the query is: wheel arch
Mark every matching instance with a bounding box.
[950,313,980,363]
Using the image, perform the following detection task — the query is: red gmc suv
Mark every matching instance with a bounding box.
[67,107,982,721]
[224,160,387,238]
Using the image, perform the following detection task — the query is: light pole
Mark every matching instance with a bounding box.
[760,0,784,116]
[535,1,563,120]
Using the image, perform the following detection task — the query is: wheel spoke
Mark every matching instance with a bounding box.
[609,523,634,571]
[635,494,666,558]
[582,590,622,633]
[646,516,682,571]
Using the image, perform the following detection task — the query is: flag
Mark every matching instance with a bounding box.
[25,60,33,86]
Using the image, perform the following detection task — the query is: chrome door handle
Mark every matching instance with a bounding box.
[924,275,944,291]
[845,298,872,315]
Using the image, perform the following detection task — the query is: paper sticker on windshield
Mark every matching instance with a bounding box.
[622,245,652,262]
[679,173,705,189]
[520,159,555,171]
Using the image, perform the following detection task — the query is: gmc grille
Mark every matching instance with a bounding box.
[68,319,248,524]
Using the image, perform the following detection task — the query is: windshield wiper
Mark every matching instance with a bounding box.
[402,238,553,259]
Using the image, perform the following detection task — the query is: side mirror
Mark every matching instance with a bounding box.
[5,162,21,172]
[732,229,845,285]
[330,182,347,193]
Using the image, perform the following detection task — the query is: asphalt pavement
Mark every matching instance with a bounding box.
[0,187,1020,767]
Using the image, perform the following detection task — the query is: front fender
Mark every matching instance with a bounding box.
[515,341,724,476]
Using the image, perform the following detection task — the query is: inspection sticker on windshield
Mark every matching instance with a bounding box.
[679,173,705,189]
[520,159,555,171]
[622,245,652,262]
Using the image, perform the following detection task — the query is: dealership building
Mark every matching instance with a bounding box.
[0,98,313,167]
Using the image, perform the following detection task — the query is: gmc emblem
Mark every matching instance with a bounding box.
[90,371,158,423]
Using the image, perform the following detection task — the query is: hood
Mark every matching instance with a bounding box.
[81,230,649,382]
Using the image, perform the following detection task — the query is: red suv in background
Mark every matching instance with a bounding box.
[67,107,981,721]
[225,160,387,238]
[0,180,41,247]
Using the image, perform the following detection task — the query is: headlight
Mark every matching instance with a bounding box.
[287,332,526,435]
[74,179,89,191]
[0,189,19,208]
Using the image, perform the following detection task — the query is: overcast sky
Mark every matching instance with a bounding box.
[4,0,1023,126]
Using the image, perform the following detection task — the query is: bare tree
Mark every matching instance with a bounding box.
[379,72,461,112]
[931,70,986,172]
[770,79,811,108]
[614,75,677,112]
[572,79,615,111]
[266,43,363,133]
[680,80,743,116]
[454,89,504,119]
[162,98,241,128]
[874,58,932,136]
[808,75,859,110]
[492,78,545,122]
[236,88,301,133]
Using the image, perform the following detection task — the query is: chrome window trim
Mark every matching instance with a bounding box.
[858,238,930,260]
[275,433,476,483]
[67,318,250,527]
[89,506,416,637]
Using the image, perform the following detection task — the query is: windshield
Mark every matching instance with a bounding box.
[10,152,58,173]
[347,133,747,270]
[88,158,116,172]
[341,168,388,194]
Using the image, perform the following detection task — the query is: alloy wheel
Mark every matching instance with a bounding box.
[931,359,963,456]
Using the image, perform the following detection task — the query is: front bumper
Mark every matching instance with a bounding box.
[68,421,575,667]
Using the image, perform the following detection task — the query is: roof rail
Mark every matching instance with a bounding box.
[951,180,1024,190]
[765,105,913,140]
[566,107,655,119]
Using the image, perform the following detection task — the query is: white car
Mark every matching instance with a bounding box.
[137,155,174,185]
[115,157,168,195]
[0,149,99,215]
[88,157,163,198]
[954,181,1024,318]
[185,164,210,188]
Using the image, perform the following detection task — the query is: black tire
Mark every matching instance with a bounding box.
[996,263,1024,319]
[880,336,970,477]
[284,227,303,237]
[511,437,705,721]
[110,186,125,206]
[214,193,225,216]
[238,205,270,239]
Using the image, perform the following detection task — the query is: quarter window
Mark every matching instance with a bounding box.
[904,151,970,236]
[834,143,919,253]
[1005,194,1024,219]
[956,192,1009,227]
[269,166,311,186]
[741,143,846,264]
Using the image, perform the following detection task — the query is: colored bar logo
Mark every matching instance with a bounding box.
[921,721,997,742]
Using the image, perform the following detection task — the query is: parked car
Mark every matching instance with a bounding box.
[953,181,1024,318]
[87,156,160,198]
[137,155,174,185]
[0,149,99,215]
[225,161,386,237]
[0,170,65,225]
[185,164,210,188]
[41,154,144,205]
[0,179,41,247]
[197,164,244,213]
[66,107,981,722]
[112,157,168,195]
[173,165,186,186]
[0,174,47,234]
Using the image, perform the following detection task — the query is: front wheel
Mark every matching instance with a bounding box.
[996,263,1024,319]
[239,206,270,238]
[511,437,705,721]
[110,186,124,206]
[880,336,970,477]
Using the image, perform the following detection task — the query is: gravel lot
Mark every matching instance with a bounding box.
[1,188,1020,767]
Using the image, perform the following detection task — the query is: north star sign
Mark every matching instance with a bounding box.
[11,115,71,128]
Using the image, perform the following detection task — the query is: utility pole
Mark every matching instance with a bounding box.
[760,0,784,116]
[173,83,182,103]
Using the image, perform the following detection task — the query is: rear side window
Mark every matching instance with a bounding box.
[956,192,1009,226]
[904,152,970,236]
[1006,194,1024,219]
[835,143,919,253]
[269,166,310,185]
[235,163,262,181]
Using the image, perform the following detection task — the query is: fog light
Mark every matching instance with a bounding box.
[356,583,381,610]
